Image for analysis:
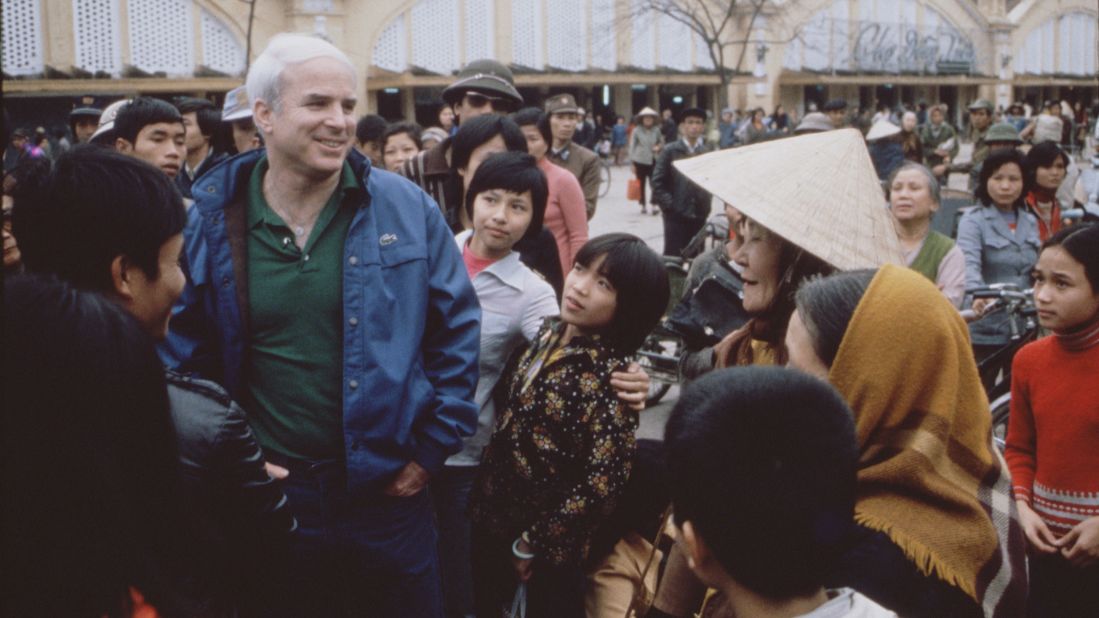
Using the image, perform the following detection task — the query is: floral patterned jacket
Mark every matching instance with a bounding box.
[469,319,637,566]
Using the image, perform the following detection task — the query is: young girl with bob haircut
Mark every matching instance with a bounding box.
[1005,222,1099,617]
[469,233,670,617]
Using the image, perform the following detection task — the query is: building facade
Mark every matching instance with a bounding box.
[2,0,1095,131]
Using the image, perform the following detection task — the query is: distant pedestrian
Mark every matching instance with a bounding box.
[822,98,848,128]
[174,97,227,198]
[651,107,715,257]
[68,104,102,144]
[628,107,664,214]
[354,113,388,166]
[544,94,602,220]
[718,107,737,148]
[221,85,262,154]
[661,108,678,143]
[919,104,958,180]
[380,121,422,172]
[610,116,627,165]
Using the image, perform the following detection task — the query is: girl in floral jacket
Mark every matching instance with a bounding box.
[470,233,669,617]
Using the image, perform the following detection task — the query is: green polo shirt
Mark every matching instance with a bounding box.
[244,157,359,460]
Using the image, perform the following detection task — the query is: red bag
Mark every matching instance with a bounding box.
[627,177,641,201]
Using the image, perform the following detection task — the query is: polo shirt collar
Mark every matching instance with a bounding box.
[247,155,361,229]
[455,229,527,291]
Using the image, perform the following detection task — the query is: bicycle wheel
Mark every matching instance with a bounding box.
[598,162,611,198]
[989,392,1011,452]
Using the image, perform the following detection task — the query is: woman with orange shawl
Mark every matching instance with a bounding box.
[784,265,1028,617]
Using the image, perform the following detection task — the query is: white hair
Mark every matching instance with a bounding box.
[246,33,356,111]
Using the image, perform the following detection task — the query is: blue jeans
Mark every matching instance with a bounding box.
[432,465,479,618]
[271,455,443,618]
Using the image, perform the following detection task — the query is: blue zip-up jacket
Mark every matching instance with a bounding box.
[161,147,480,491]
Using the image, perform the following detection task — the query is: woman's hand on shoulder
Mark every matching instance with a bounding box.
[611,361,650,412]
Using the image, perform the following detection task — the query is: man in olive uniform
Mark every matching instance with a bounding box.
[544,93,602,220]
[919,104,959,180]
[968,122,1024,189]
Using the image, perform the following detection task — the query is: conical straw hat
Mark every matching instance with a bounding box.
[866,118,901,141]
[674,128,902,271]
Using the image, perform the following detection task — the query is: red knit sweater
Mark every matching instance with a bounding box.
[1005,322,1099,537]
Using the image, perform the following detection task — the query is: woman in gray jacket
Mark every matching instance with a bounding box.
[629,107,665,214]
[956,149,1040,359]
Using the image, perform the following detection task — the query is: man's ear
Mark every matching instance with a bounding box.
[253,100,274,136]
[114,137,133,154]
[110,254,135,301]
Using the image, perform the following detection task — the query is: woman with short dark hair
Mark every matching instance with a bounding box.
[1022,141,1071,241]
[956,148,1040,357]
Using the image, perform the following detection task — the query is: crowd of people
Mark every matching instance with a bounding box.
[2,30,1097,618]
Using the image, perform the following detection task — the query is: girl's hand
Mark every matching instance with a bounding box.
[611,362,650,412]
[1017,500,1059,554]
[1057,516,1099,568]
[511,537,535,582]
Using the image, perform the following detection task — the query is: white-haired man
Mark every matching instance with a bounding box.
[163,33,480,617]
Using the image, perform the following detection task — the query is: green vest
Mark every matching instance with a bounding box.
[909,231,954,283]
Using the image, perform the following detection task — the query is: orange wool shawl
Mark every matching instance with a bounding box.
[828,265,1027,617]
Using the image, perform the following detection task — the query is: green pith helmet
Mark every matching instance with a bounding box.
[967,99,994,112]
[985,122,1022,144]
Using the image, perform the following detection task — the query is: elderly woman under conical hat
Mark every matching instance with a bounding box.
[675,128,903,377]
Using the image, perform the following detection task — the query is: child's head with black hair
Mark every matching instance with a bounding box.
[464,151,547,250]
[450,114,526,178]
[13,145,187,339]
[1032,223,1099,333]
[664,366,858,601]
[563,233,669,354]
[355,114,388,165]
[380,121,423,172]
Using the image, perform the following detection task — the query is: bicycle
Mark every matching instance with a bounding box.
[636,222,746,406]
[597,155,612,198]
[962,284,1039,451]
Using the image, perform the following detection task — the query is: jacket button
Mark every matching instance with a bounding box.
[349,317,358,326]
[349,256,358,266]
[221,276,230,287]
[349,379,359,389]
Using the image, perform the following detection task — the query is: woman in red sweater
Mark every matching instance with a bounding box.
[1021,141,1070,242]
[1005,222,1099,617]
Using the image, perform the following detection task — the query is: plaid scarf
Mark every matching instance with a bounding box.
[829,265,1027,617]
